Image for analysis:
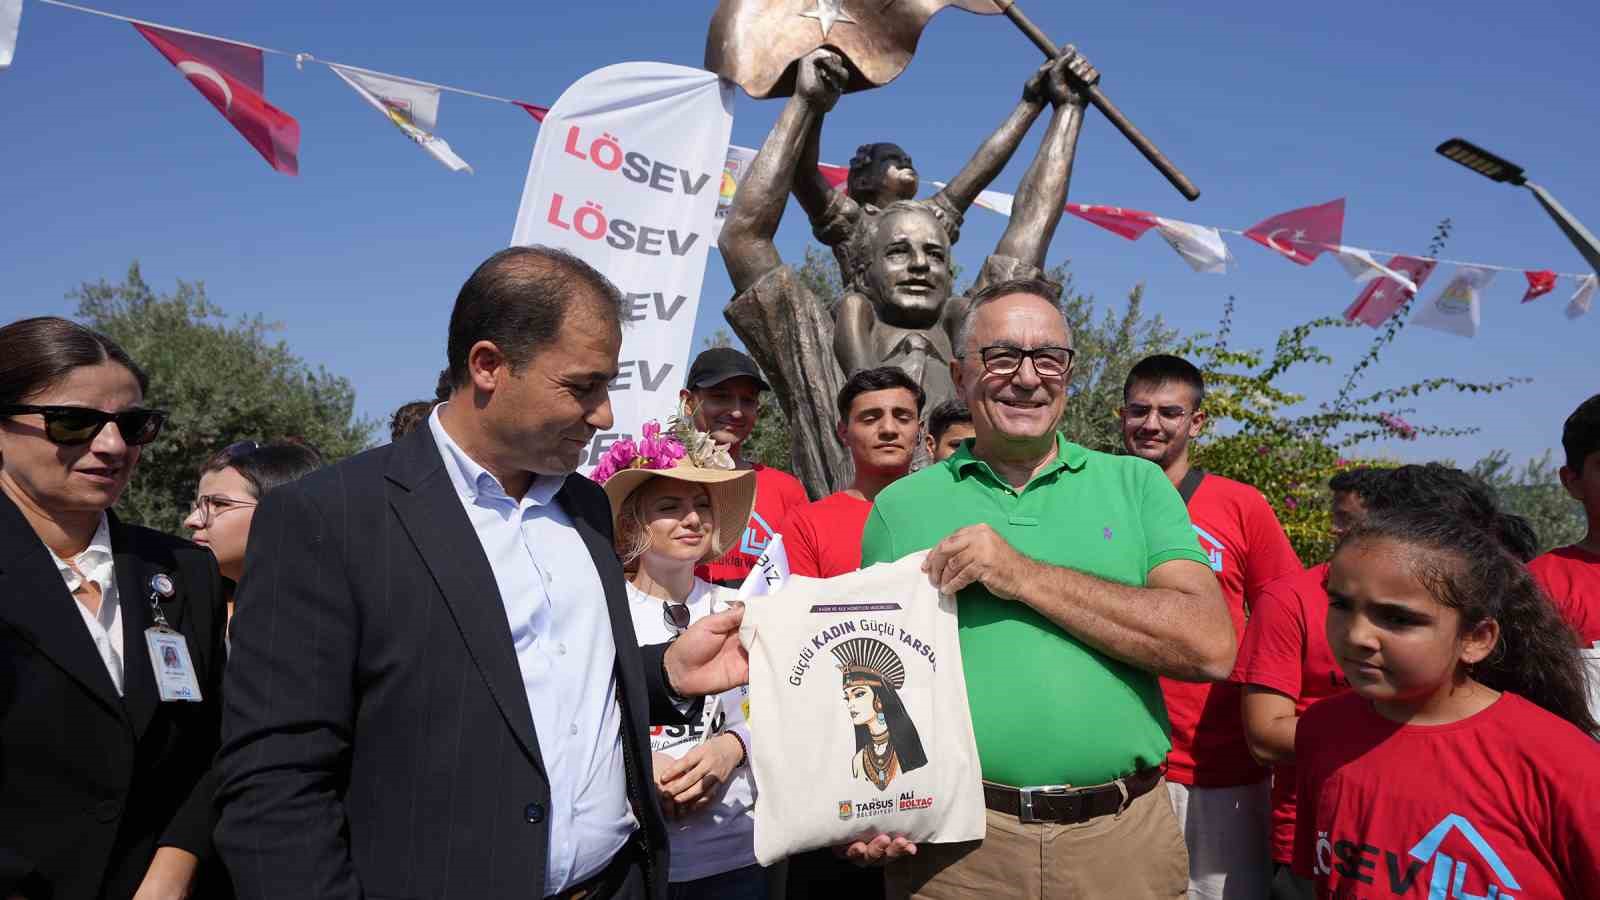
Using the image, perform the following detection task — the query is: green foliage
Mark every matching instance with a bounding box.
[1469,450,1586,553]
[74,263,376,531]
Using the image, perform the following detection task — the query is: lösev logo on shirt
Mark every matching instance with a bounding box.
[1314,814,1521,897]
[1193,525,1226,573]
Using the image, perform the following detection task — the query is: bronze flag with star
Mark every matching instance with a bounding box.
[706,0,1004,99]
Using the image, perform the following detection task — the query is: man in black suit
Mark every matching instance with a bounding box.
[215,246,749,900]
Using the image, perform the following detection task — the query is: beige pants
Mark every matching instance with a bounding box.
[885,778,1189,900]
[1165,780,1273,900]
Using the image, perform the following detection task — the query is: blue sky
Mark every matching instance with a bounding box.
[3,0,1596,469]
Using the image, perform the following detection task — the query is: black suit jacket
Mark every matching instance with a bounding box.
[216,425,683,900]
[0,493,228,900]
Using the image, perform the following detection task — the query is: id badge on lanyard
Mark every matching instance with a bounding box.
[142,573,203,702]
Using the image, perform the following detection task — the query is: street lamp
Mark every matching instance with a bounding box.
[1436,137,1600,277]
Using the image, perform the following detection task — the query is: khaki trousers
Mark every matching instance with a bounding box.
[885,778,1189,900]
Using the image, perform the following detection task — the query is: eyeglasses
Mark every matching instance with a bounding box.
[189,494,258,527]
[971,345,1075,380]
[0,404,168,446]
[662,601,691,633]
[1122,404,1194,423]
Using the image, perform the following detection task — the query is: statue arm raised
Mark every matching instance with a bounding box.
[792,117,837,227]
[933,62,1050,216]
[990,49,1099,274]
[720,50,849,293]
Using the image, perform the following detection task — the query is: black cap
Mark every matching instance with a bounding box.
[685,347,770,392]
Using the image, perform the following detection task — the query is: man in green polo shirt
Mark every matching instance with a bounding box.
[846,277,1235,900]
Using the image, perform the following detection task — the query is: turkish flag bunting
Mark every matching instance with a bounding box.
[1245,199,1345,265]
[1066,203,1160,240]
[514,101,549,123]
[1522,270,1557,303]
[1343,255,1438,327]
[134,23,299,175]
[817,162,850,191]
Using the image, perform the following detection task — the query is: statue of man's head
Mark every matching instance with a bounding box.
[848,143,919,208]
[850,201,953,329]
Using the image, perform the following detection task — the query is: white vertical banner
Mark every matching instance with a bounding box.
[510,62,733,470]
[1,0,22,68]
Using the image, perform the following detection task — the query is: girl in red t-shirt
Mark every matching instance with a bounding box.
[1294,507,1600,899]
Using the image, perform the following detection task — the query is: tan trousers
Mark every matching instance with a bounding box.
[885,778,1189,900]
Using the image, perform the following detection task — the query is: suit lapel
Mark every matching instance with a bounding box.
[387,429,547,777]
[0,492,126,719]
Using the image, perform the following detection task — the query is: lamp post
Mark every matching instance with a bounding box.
[1436,138,1600,277]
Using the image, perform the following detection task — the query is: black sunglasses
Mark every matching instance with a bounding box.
[0,404,168,446]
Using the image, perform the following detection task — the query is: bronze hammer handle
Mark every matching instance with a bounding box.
[1000,1,1200,201]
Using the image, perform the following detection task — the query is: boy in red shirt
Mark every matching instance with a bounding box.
[1121,354,1302,900]
[683,348,810,586]
[784,367,922,579]
[1529,393,1600,646]
[1295,506,1600,899]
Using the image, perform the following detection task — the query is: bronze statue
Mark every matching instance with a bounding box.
[718,48,1098,494]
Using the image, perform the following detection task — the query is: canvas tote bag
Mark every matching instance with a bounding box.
[738,551,985,865]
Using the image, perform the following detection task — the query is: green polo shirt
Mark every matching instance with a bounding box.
[860,433,1209,787]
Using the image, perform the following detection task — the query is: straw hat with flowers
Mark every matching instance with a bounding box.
[589,404,758,565]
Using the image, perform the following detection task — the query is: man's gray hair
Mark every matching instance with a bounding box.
[952,277,1069,355]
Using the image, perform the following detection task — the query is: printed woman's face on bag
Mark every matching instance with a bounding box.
[636,480,716,565]
[845,684,878,727]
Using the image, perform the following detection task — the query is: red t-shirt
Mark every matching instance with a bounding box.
[1293,692,1600,899]
[698,464,810,585]
[782,492,873,579]
[1232,562,1350,863]
[1161,473,1302,787]
[1529,544,1600,646]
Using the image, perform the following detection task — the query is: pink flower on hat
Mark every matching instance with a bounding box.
[588,420,687,485]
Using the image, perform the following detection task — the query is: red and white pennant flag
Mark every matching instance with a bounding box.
[1343,256,1437,327]
[1065,203,1231,273]
[134,23,299,174]
[1244,199,1345,265]
[1570,275,1597,320]
[1522,270,1558,303]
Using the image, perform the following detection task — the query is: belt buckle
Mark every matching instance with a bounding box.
[1017,784,1073,824]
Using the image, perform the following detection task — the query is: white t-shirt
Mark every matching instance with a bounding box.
[626,578,757,882]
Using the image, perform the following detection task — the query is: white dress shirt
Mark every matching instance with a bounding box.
[428,407,635,894]
[50,513,124,696]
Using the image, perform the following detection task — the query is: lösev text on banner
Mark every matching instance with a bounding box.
[510,63,734,471]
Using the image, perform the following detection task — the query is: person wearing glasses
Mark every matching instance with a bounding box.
[854,281,1235,900]
[0,317,230,900]
[1118,354,1301,900]
[595,424,764,900]
[183,440,324,625]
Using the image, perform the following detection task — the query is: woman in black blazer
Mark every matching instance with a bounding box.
[0,317,229,900]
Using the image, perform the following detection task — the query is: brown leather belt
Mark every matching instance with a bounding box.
[982,766,1164,825]
[546,833,640,900]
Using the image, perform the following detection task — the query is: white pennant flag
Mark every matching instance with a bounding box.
[928,181,1015,217]
[0,0,21,68]
[330,64,472,173]
[1154,217,1233,273]
[1570,274,1597,320]
[1413,265,1495,337]
[735,533,791,602]
[1334,246,1419,294]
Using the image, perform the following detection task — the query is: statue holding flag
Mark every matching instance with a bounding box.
[715,43,1097,493]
